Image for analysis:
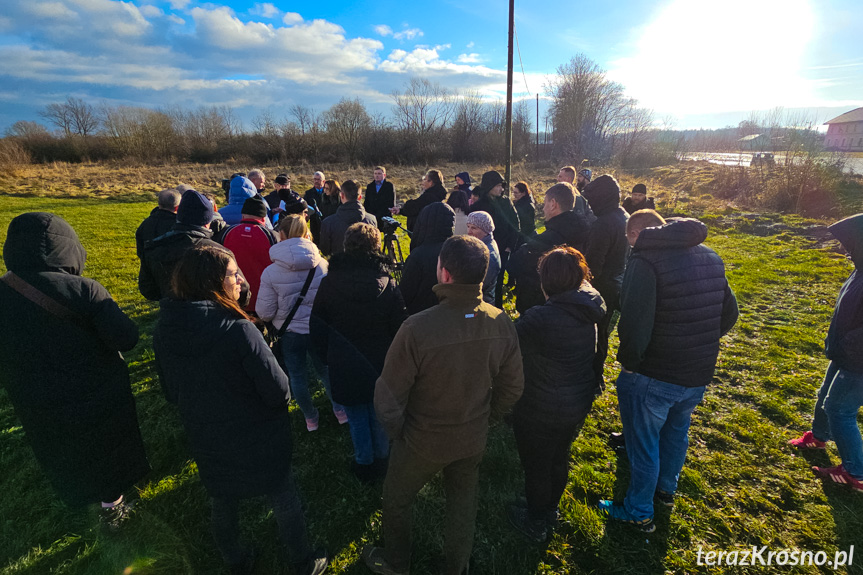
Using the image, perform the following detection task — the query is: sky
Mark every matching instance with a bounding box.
[1,0,861,133]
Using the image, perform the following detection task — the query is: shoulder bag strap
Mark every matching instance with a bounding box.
[276,265,317,338]
[0,271,87,324]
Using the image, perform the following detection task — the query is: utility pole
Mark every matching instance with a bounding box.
[535,93,539,161]
[504,0,514,188]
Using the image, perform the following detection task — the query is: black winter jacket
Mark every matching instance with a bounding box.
[617,219,738,387]
[319,192,341,220]
[400,183,447,232]
[467,193,521,252]
[154,299,292,499]
[0,212,149,506]
[400,202,455,315]
[319,201,377,256]
[582,182,629,310]
[135,207,176,259]
[364,180,396,226]
[514,285,606,426]
[310,252,407,405]
[825,214,863,373]
[507,210,590,314]
[139,223,223,301]
[514,195,536,238]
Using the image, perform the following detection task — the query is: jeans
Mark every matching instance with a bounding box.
[811,361,863,479]
[383,439,484,575]
[210,473,310,566]
[616,371,705,520]
[281,332,343,420]
[343,402,390,465]
[513,410,589,520]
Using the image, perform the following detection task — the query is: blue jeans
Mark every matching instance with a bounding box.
[811,361,863,479]
[342,402,390,465]
[616,371,705,520]
[281,332,343,420]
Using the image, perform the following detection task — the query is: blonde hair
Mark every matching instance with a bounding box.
[279,214,310,241]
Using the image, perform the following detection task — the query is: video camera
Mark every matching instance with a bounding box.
[221,172,247,199]
[380,216,404,236]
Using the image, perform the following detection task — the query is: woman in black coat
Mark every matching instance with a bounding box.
[394,169,448,233]
[507,246,606,543]
[0,212,149,523]
[511,181,537,238]
[154,245,326,575]
[311,223,408,481]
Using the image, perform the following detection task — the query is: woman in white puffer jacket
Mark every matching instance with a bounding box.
[257,214,347,431]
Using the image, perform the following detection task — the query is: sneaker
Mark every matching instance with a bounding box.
[333,409,349,425]
[597,500,655,533]
[306,414,320,432]
[362,546,409,575]
[512,496,559,528]
[99,499,135,531]
[506,504,548,543]
[293,547,328,575]
[812,464,863,493]
[609,432,626,451]
[788,431,827,449]
[654,489,675,508]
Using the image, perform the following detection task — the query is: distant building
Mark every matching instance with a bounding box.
[824,108,863,151]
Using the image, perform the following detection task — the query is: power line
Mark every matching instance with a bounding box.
[514,24,530,96]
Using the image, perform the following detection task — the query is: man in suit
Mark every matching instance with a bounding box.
[364,166,395,230]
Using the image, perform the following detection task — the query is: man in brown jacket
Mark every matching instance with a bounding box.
[364,235,524,575]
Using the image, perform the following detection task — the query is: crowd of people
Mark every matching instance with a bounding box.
[1,162,861,575]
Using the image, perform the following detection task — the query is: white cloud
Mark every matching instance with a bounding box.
[457,53,481,64]
[374,24,392,36]
[466,42,474,49]
[26,2,78,20]
[168,14,185,25]
[379,46,502,80]
[250,3,279,19]
[139,5,162,18]
[282,12,302,25]
[608,0,817,114]
[393,27,423,41]
[191,6,275,48]
[169,0,190,9]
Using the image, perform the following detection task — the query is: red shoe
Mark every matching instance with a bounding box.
[788,431,826,449]
[812,464,863,493]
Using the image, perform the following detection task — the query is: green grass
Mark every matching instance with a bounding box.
[1,196,862,574]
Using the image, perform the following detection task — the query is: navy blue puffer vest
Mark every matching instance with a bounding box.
[632,219,730,387]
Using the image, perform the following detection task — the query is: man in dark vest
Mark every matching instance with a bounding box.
[599,210,738,532]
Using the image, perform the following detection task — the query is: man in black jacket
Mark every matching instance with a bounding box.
[364,166,395,229]
[392,170,447,233]
[599,210,738,532]
[135,188,180,259]
[582,174,629,389]
[305,171,326,243]
[320,180,377,256]
[507,183,589,314]
[139,190,250,306]
[399,202,455,315]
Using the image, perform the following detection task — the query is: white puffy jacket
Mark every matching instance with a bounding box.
[256,237,328,333]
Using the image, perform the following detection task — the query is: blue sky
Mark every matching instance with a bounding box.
[1,0,861,133]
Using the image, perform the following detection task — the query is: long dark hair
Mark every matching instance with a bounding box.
[446,189,469,212]
[171,245,250,320]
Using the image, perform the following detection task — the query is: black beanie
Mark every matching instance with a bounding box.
[242,196,268,219]
[632,183,647,195]
[176,190,214,227]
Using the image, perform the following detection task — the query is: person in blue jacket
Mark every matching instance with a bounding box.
[789,213,863,493]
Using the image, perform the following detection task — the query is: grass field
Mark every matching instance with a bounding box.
[1,169,862,574]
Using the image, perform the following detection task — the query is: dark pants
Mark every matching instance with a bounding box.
[383,439,484,575]
[593,304,619,391]
[210,473,310,566]
[512,409,590,520]
[495,251,510,308]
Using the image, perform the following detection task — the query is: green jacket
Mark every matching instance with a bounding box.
[374,282,524,463]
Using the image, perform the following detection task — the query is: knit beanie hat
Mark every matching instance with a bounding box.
[579,169,592,181]
[242,196,268,219]
[632,183,647,195]
[275,173,290,186]
[466,211,495,235]
[176,189,214,227]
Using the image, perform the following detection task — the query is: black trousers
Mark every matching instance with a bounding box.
[512,408,590,520]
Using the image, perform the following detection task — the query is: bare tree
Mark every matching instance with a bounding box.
[450,90,487,160]
[323,98,371,165]
[40,103,74,137]
[5,121,50,139]
[102,105,176,160]
[391,77,454,161]
[290,105,314,136]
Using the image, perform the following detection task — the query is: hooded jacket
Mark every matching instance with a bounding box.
[138,223,224,301]
[617,218,738,387]
[256,237,328,334]
[135,206,176,259]
[310,251,407,405]
[825,213,863,373]
[582,176,630,309]
[0,212,149,506]
[400,202,455,315]
[154,299,292,499]
[507,210,590,314]
[514,285,606,426]
[400,183,448,232]
[220,177,257,226]
[319,200,377,256]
